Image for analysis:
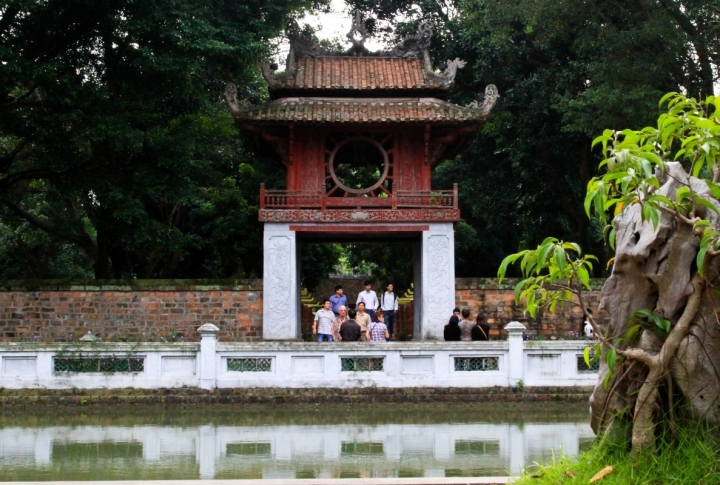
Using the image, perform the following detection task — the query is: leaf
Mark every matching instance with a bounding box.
[659,92,678,106]
[514,279,528,303]
[577,265,590,289]
[693,197,720,215]
[676,186,691,203]
[583,347,592,368]
[697,243,710,277]
[626,324,643,343]
[564,470,576,478]
[589,466,614,482]
[554,246,566,274]
[498,252,524,282]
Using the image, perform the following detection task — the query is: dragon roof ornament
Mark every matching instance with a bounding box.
[258,18,468,91]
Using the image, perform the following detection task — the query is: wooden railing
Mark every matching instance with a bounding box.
[260,184,458,210]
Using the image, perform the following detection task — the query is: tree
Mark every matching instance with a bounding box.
[350,0,720,276]
[500,93,720,454]
[0,0,321,278]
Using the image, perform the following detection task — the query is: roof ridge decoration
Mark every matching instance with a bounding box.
[258,18,466,90]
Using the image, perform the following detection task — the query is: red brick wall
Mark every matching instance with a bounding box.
[0,278,605,342]
[0,281,262,342]
[455,278,605,339]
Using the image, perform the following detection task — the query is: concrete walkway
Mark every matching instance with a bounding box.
[1,479,515,485]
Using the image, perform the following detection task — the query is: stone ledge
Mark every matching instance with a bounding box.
[0,386,594,406]
[217,341,512,351]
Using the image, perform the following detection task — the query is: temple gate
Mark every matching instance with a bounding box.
[224,17,498,340]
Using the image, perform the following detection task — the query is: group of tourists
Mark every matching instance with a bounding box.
[313,280,399,342]
[443,308,491,341]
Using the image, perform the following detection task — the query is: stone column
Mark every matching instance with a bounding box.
[198,323,219,389]
[263,223,300,340]
[420,222,455,340]
[412,241,422,340]
[505,321,526,386]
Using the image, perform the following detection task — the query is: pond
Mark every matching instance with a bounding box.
[0,403,594,481]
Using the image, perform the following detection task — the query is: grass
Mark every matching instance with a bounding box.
[514,420,720,485]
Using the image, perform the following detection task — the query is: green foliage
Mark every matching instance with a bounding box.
[350,0,720,277]
[589,94,720,276]
[513,419,720,485]
[627,309,672,342]
[498,237,596,318]
[0,0,320,278]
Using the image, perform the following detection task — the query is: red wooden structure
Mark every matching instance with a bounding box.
[224,18,498,223]
[223,16,498,340]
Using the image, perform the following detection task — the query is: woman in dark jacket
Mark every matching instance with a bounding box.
[444,315,462,341]
[472,313,491,341]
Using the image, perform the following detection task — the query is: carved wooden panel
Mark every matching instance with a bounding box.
[259,208,460,222]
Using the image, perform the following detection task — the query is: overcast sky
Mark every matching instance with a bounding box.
[274,0,390,64]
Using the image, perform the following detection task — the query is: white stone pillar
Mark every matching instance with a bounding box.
[412,241,422,340]
[198,323,219,389]
[420,222,455,340]
[506,321,526,386]
[263,223,300,340]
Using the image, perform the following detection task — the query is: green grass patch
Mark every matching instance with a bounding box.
[515,421,720,485]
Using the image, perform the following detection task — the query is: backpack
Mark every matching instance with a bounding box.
[381,292,397,310]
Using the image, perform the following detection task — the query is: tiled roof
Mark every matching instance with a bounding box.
[268,57,448,91]
[235,97,486,123]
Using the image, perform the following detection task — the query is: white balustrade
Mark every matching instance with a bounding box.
[0,322,597,389]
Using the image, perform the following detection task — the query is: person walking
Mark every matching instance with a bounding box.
[472,314,490,341]
[356,280,379,321]
[380,283,399,338]
[367,310,390,342]
[313,299,335,342]
[444,315,462,341]
[329,285,347,314]
[339,309,362,342]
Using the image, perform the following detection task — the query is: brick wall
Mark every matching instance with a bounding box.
[455,278,606,339]
[0,278,605,342]
[0,281,262,342]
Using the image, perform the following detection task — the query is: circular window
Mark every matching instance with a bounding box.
[329,137,389,195]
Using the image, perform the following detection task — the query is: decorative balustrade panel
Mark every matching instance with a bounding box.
[454,357,500,372]
[227,357,272,372]
[340,357,384,372]
[54,357,144,373]
[576,355,600,372]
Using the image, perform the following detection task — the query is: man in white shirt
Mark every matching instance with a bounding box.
[356,280,379,321]
[313,299,336,342]
[380,283,399,338]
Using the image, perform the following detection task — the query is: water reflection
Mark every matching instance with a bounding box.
[0,404,594,481]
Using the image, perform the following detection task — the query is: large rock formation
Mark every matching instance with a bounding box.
[591,162,720,438]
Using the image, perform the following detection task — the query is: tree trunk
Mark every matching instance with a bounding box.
[591,163,720,448]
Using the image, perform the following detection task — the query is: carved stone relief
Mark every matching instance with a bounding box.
[264,236,292,338]
[426,234,451,333]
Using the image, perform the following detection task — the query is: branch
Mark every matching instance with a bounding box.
[1,199,98,259]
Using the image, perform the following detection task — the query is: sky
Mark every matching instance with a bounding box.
[274,0,390,64]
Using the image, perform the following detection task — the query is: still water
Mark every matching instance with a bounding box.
[0,403,594,480]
